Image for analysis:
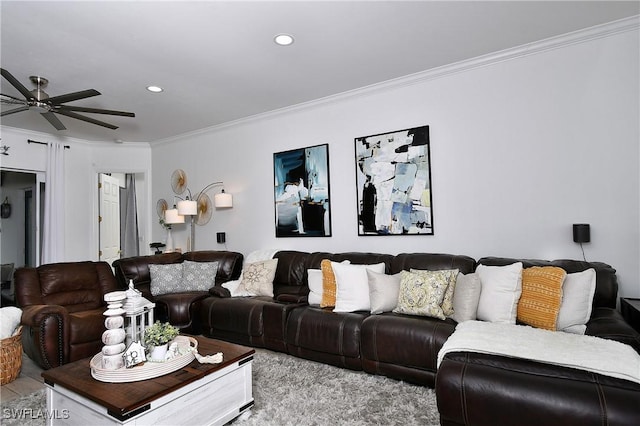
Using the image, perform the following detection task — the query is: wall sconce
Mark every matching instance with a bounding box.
[1,197,11,218]
[170,170,233,251]
[573,223,590,261]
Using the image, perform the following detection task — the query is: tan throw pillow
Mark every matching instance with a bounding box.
[411,268,458,316]
[517,266,566,330]
[393,270,450,320]
[320,259,338,308]
[236,258,278,297]
[450,272,482,323]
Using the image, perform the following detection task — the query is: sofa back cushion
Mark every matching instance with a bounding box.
[391,253,476,275]
[16,261,117,313]
[113,251,242,300]
[307,252,394,272]
[477,257,617,310]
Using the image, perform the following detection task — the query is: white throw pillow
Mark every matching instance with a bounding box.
[149,263,184,296]
[476,262,523,324]
[450,272,482,323]
[556,268,596,334]
[332,262,386,313]
[0,306,22,339]
[307,269,323,306]
[367,270,402,314]
[221,279,251,297]
[236,258,278,297]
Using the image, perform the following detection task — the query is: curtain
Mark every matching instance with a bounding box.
[120,174,139,258]
[42,143,65,264]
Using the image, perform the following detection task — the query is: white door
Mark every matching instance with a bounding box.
[99,174,121,265]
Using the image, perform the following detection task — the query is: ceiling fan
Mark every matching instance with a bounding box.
[0,68,135,131]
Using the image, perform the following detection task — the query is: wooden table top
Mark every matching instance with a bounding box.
[42,336,254,418]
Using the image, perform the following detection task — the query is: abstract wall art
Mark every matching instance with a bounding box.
[274,144,332,237]
[355,126,434,236]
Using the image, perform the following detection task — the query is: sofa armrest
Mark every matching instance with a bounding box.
[587,307,640,354]
[20,304,70,369]
[209,286,231,298]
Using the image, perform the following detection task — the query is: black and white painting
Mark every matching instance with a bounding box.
[274,144,331,237]
[355,126,433,235]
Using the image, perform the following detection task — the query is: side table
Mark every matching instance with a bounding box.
[620,298,640,333]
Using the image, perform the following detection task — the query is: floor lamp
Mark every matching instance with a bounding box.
[163,205,184,252]
[177,182,233,251]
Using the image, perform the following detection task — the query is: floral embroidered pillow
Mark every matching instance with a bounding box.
[236,258,279,297]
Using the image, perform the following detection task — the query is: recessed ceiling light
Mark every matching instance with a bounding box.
[146,85,163,93]
[274,34,294,46]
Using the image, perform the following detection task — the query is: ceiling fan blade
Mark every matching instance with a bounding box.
[1,93,28,105]
[55,109,118,130]
[41,112,67,130]
[46,89,100,105]
[0,68,35,100]
[1,105,30,116]
[56,105,135,117]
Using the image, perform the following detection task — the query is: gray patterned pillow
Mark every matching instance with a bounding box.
[182,260,218,292]
[149,263,184,296]
[393,270,450,319]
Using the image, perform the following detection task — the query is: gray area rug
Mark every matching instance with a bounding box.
[1,349,440,425]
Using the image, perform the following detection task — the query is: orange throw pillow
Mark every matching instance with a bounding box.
[517,266,566,330]
[320,259,338,308]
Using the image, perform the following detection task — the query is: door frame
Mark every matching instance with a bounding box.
[92,168,150,263]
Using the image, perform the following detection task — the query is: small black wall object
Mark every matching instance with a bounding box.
[217,232,226,244]
[573,224,590,243]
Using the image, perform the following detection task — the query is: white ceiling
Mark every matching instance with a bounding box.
[1,1,638,143]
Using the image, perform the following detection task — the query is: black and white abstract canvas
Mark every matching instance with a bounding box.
[274,144,331,237]
[355,126,433,235]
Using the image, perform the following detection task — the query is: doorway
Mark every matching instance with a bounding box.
[0,169,44,268]
[97,172,144,266]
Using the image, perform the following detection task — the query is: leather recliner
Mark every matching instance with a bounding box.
[15,261,120,370]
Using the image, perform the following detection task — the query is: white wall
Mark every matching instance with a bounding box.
[152,25,639,298]
[0,126,153,263]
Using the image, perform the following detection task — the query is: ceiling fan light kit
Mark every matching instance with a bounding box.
[0,68,135,131]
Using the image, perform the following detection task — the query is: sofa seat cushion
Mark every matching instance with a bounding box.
[68,307,107,362]
[154,291,210,327]
[361,313,455,373]
[286,307,366,358]
[199,296,278,336]
[69,308,106,344]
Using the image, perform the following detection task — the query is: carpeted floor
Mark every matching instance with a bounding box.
[1,349,440,425]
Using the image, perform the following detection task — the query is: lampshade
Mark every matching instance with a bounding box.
[164,207,184,224]
[177,200,198,216]
[214,191,233,208]
[573,224,590,243]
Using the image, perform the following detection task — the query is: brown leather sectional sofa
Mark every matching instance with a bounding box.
[27,250,639,425]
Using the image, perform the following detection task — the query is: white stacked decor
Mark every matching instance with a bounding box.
[123,279,156,346]
[102,291,127,370]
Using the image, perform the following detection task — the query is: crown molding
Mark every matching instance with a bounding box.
[153,15,639,146]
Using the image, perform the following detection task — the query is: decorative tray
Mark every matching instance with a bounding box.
[90,336,198,383]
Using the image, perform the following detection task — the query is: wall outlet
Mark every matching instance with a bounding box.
[216,232,226,244]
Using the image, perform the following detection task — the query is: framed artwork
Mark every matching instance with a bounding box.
[355,125,433,235]
[274,144,332,237]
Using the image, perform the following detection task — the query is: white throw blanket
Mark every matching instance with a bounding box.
[438,320,640,384]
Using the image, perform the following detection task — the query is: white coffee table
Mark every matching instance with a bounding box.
[41,337,254,425]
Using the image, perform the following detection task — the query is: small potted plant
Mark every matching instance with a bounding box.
[143,321,179,361]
